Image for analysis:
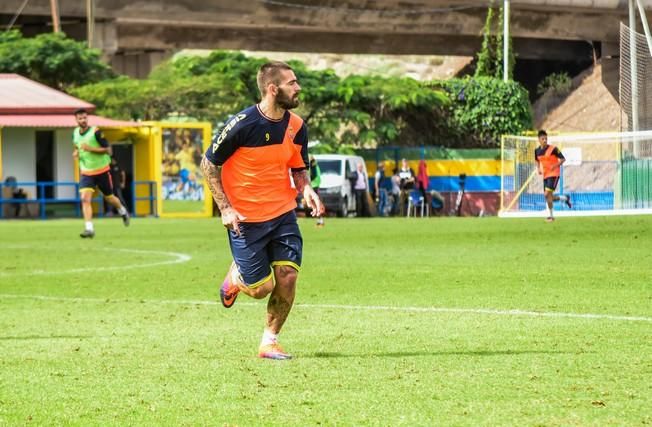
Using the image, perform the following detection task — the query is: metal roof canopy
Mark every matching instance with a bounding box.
[0,114,140,128]
[0,74,95,114]
[0,74,140,127]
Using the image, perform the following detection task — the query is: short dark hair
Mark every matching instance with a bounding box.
[256,61,293,97]
[74,108,88,116]
[538,130,547,137]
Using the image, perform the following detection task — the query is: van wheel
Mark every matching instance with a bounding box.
[337,197,348,217]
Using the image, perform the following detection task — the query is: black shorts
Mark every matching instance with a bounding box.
[228,210,302,288]
[79,171,114,196]
[543,176,560,192]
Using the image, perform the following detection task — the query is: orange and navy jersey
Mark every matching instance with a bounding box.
[534,144,565,178]
[204,104,308,222]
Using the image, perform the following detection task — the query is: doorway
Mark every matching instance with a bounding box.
[35,131,54,199]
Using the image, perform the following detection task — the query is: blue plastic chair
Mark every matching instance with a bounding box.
[406,190,428,217]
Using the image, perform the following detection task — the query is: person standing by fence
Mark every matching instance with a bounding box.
[374,162,388,216]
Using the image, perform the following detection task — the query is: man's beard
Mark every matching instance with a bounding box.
[276,87,299,110]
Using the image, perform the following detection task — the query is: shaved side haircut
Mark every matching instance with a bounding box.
[257,61,293,97]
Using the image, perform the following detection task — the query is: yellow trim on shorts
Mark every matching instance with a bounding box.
[246,270,274,289]
[544,187,555,192]
[271,260,300,272]
[79,188,95,193]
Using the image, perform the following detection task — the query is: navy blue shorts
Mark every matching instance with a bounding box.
[543,176,559,192]
[79,171,114,196]
[228,210,303,288]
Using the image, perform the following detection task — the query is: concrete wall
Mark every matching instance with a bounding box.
[55,129,75,199]
[1,128,37,197]
[1,128,77,200]
[110,50,171,79]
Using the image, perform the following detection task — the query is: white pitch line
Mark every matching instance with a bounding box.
[0,248,191,277]
[0,294,650,323]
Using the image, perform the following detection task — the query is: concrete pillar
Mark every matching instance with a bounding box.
[94,20,118,57]
[601,41,620,101]
[110,50,173,78]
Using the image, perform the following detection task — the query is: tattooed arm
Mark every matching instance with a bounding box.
[201,156,245,235]
[292,169,324,217]
[291,169,311,194]
[201,156,229,211]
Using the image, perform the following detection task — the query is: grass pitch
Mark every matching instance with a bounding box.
[0,215,650,425]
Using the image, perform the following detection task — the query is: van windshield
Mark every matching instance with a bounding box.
[317,160,341,175]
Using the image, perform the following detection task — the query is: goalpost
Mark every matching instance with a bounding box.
[499,3,652,219]
[499,131,652,217]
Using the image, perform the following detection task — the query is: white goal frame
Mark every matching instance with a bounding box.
[499,130,652,218]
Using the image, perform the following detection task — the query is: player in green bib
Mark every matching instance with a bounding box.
[73,109,129,238]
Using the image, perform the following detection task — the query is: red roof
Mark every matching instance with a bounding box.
[0,74,140,128]
[0,114,140,128]
[0,74,95,114]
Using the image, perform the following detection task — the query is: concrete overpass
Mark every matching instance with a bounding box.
[1,0,651,83]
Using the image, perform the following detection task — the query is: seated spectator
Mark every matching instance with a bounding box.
[4,176,28,218]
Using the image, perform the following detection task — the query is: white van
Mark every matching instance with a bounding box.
[313,154,368,217]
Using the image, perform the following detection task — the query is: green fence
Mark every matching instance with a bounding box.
[621,159,652,209]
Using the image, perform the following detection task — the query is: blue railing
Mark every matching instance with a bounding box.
[0,180,157,219]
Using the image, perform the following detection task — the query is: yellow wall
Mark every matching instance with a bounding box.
[101,126,157,217]
[135,126,158,216]
[144,122,213,218]
[104,123,212,218]
[366,159,508,177]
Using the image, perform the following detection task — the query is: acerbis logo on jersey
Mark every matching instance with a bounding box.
[213,113,247,153]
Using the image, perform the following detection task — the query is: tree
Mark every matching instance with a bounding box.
[475,5,497,78]
[435,77,532,147]
[72,50,530,150]
[72,52,451,150]
[0,30,113,90]
[475,3,515,80]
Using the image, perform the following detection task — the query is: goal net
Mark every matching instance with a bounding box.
[500,131,652,217]
[620,22,652,131]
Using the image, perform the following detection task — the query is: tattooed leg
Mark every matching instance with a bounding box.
[266,265,298,334]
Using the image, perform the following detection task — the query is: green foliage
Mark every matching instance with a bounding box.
[0,30,113,90]
[475,6,497,78]
[475,4,515,80]
[72,51,258,121]
[436,77,532,147]
[71,50,531,150]
[537,71,572,97]
[73,52,451,150]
